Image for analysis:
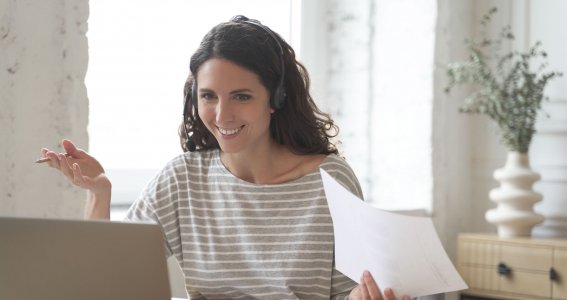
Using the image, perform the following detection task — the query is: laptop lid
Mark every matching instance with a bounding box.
[0,217,171,300]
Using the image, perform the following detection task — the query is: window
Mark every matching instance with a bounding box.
[86,0,300,220]
[305,0,437,212]
[87,0,437,218]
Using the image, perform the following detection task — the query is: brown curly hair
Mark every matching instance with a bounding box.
[180,16,339,155]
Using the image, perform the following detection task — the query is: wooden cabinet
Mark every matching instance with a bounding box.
[555,249,567,299]
[457,233,567,300]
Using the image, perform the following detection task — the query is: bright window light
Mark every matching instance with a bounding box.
[86,0,298,218]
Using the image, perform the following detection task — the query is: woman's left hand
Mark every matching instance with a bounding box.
[349,270,410,300]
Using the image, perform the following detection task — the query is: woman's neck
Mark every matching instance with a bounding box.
[219,143,327,185]
[220,142,287,184]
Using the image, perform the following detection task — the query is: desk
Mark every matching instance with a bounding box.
[456,233,567,300]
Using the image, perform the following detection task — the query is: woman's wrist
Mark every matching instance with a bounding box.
[85,177,112,220]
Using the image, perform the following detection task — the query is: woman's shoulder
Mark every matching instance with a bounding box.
[149,149,219,183]
[319,154,363,198]
[319,154,355,176]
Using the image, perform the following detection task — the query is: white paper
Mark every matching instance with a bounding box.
[320,169,468,298]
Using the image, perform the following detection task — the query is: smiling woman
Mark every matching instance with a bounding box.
[195,59,274,156]
[85,0,300,217]
[40,11,413,300]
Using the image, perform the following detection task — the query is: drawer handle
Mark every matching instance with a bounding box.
[550,268,559,281]
[498,262,511,276]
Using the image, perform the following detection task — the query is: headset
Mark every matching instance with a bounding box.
[183,15,287,152]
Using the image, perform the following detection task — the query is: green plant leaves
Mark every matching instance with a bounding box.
[444,6,563,153]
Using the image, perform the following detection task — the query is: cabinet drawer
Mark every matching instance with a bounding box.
[458,234,567,300]
[553,249,567,300]
[501,245,552,271]
[459,240,499,266]
[499,271,550,298]
[460,265,499,291]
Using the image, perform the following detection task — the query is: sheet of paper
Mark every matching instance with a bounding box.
[320,169,468,298]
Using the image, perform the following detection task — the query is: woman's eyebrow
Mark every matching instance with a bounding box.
[229,89,253,94]
[198,88,253,93]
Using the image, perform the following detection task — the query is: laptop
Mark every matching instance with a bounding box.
[0,217,172,300]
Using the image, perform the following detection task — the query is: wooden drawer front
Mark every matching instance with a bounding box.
[460,240,499,266]
[553,249,567,300]
[460,265,499,291]
[501,245,552,271]
[499,271,551,298]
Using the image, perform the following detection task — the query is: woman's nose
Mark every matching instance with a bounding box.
[215,98,234,122]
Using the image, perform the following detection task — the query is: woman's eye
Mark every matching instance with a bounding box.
[234,94,251,101]
[201,93,215,101]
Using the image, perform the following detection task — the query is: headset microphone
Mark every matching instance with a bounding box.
[183,88,196,152]
[186,137,196,152]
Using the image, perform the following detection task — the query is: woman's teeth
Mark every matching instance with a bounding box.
[218,126,242,135]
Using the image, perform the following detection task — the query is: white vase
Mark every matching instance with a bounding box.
[485,151,545,237]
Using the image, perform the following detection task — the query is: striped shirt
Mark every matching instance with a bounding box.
[125,149,362,299]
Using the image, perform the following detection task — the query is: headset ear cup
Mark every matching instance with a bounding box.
[272,86,286,110]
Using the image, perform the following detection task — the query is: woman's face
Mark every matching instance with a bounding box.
[196,58,274,154]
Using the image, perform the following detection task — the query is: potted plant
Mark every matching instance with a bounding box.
[445,7,563,237]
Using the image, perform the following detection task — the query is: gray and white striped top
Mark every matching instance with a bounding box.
[125,149,363,299]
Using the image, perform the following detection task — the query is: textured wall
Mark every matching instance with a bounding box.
[0,0,89,218]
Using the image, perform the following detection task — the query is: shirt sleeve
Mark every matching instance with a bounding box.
[330,266,358,299]
[123,170,175,258]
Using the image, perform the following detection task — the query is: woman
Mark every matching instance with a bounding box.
[41,15,410,300]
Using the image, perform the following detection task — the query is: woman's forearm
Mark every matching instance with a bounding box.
[85,185,111,220]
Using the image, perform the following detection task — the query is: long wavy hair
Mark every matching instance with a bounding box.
[180,16,339,155]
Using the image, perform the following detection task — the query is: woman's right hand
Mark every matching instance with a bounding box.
[40,139,111,195]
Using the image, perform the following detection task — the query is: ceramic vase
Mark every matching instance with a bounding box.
[485,151,545,237]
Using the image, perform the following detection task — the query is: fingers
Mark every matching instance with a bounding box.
[363,271,382,299]
[383,288,397,300]
[382,286,410,300]
[62,139,88,159]
[359,270,383,300]
[41,148,62,169]
[64,157,94,190]
[71,162,89,188]
[58,153,75,179]
[40,149,82,186]
[353,271,410,300]
[359,277,370,299]
[41,139,85,168]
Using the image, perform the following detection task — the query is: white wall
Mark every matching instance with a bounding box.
[0,0,89,219]
[527,0,567,238]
